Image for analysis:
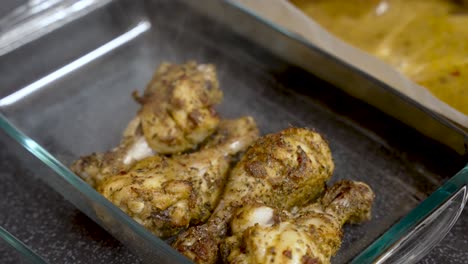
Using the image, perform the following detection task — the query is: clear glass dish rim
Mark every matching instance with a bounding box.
[352,166,468,263]
[0,225,48,264]
[0,0,467,262]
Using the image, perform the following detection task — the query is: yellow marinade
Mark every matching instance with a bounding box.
[292,0,468,114]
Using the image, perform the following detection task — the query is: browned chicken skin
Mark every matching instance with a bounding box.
[70,116,153,187]
[97,117,259,238]
[71,61,223,187]
[172,128,334,263]
[70,61,375,264]
[222,180,375,264]
[136,61,223,154]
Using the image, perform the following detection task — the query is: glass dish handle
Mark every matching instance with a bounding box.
[375,185,467,264]
[0,0,109,56]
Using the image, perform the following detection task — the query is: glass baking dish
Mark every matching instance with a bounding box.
[0,0,466,263]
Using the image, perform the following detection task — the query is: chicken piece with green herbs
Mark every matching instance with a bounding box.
[173,128,334,264]
[97,117,259,238]
[71,116,154,187]
[71,61,223,186]
[136,61,223,154]
[222,180,375,264]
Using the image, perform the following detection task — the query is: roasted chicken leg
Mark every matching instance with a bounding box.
[96,117,259,238]
[71,61,223,186]
[173,128,334,264]
[136,61,223,154]
[222,180,375,264]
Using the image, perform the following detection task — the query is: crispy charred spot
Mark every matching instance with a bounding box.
[132,90,146,104]
[301,255,320,264]
[171,97,185,109]
[450,70,460,77]
[283,249,292,259]
[308,224,317,234]
[334,186,351,200]
[245,160,267,178]
[173,225,221,263]
[288,146,311,181]
[188,109,203,126]
[268,246,276,255]
[131,178,144,185]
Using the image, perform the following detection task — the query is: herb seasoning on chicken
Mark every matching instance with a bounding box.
[173,127,334,263]
[222,180,375,264]
[136,61,223,154]
[70,61,375,264]
[70,116,152,187]
[71,61,223,187]
[98,117,259,237]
